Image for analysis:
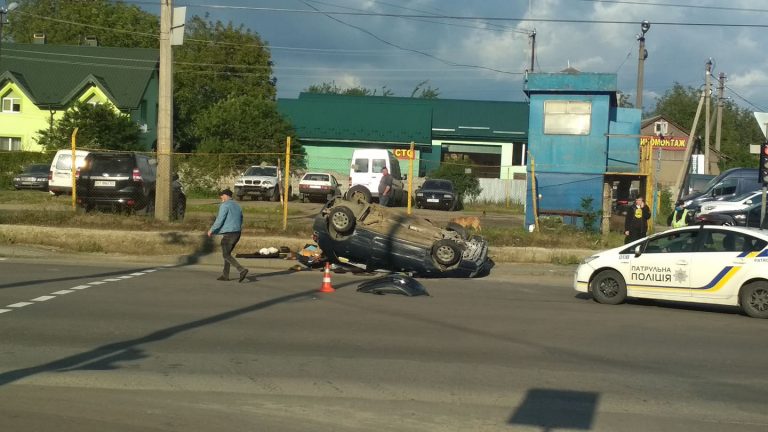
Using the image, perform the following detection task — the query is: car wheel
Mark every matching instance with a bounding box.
[329,206,356,233]
[590,269,627,305]
[347,185,372,203]
[270,187,280,202]
[740,281,768,319]
[431,239,462,267]
[445,222,468,240]
[722,220,734,226]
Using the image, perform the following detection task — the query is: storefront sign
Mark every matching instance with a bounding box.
[640,136,687,151]
[393,149,415,160]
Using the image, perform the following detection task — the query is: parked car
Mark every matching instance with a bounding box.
[13,164,50,191]
[575,225,768,318]
[694,202,762,227]
[346,149,407,206]
[697,191,762,215]
[313,197,492,277]
[415,179,460,211]
[48,149,89,196]
[682,168,760,211]
[76,152,186,220]
[234,165,289,201]
[298,172,341,203]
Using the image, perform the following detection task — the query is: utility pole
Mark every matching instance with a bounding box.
[704,59,712,174]
[635,21,650,112]
[528,29,536,73]
[715,72,725,155]
[155,0,173,221]
[672,90,706,200]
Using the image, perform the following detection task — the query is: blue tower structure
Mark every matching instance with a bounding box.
[524,68,642,231]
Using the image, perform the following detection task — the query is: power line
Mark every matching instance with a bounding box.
[574,0,768,14]
[724,84,767,112]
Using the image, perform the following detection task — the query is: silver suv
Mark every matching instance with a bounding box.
[234,165,284,201]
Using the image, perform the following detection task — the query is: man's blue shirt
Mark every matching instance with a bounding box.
[210,200,243,234]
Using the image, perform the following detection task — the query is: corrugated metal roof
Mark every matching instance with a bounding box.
[0,43,158,109]
[278,93,528,144]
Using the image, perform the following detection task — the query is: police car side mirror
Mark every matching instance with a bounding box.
[634,244,643,257]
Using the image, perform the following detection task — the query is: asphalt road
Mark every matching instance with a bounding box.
[1,259,766,432]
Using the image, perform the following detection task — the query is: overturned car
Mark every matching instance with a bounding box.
[313,198,493,277]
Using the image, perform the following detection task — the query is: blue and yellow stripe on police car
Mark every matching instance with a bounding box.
[690,266,741,293]
[738,250,762,258]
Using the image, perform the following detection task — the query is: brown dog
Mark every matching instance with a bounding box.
[450,216,482,232]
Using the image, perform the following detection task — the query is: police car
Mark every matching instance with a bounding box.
[574,225,768,318]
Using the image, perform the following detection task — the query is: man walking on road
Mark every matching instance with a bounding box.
[208,189,249,282]
[378,167,392,207]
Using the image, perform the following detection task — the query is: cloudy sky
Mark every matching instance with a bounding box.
[169,0,768,113]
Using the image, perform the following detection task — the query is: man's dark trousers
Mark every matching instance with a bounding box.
[221,232,245,277]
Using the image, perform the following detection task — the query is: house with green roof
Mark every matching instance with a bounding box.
[0,42,159,152]
[278,93,529,180]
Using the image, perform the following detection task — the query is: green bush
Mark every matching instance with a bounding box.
[655,186,673,225]
[427,160,482,202]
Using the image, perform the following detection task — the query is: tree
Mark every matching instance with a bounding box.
[6,0,159,48]
[617,91,634,108]
[428,160,482,202]
[651,83,762,170]
[173,16,283,152]
[194,96,294,158]
[305,81,393,97]
[36,101,142,151]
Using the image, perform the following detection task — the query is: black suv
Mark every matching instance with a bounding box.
[76,152,186,219]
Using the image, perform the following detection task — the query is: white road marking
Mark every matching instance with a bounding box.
[88,281,106,286]
[0,258,7,261]
[31,296,56,302]
[71,285,91,290]
[51,290,74,295]
[8,302,33,308]
[0,309,12,314]
[117,276,133,279]
[130,272,146,276]
[103,278,123,282]
[144,269,157,273]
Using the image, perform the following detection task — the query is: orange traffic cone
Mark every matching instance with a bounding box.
[319,262,335,293]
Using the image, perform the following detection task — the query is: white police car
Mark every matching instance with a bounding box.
[574,225,768,318]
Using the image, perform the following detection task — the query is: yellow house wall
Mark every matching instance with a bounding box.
[0,83,118,152]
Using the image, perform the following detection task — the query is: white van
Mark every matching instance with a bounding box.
[48,149,90,195]
[346,149,406,206]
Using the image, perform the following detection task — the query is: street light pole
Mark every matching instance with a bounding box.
[635,20,650,112]
[0,2,20,62]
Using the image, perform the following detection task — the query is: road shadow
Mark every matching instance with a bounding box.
[0,288,318,387]
[173,234,214,266]
[508,388,599,431]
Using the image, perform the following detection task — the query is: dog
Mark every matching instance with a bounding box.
[450,216,482,232]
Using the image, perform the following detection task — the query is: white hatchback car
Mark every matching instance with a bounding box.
[575,225,768,318]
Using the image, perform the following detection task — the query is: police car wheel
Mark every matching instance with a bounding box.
[590,269,627,305]
[740,281,768,319]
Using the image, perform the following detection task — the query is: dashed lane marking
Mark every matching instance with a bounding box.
[2,267,162,317]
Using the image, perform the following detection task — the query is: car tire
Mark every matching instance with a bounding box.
[445,222,468,240]
[722,220,734,226]
[739,281,768,319]
[347,185,372,203]
[329,206,356,234]
[431,239,462,267]
[590,269,627,305]
[270,187,280,202]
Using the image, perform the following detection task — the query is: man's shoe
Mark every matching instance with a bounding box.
[216,275,229,281]
[238,269,249,282]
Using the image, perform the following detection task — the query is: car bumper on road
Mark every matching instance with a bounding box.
[13,181,48,190]
[573,263,594,293]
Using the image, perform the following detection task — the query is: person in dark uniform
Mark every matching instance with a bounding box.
[624,196,651,244]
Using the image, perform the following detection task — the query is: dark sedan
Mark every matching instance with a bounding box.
[13,164,50,191]
[415,179,460,211]
[695,202,763,227]
[313,197,492,278]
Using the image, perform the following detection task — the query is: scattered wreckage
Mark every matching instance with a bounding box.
[311,198,493,278]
